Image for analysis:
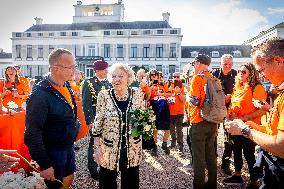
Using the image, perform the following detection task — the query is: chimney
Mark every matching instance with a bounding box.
[34,17,43,25]
[162,12,170,23]
[77,1,82,5]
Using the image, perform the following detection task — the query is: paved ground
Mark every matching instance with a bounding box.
[72,126,250,189]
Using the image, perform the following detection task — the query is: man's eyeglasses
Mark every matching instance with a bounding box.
[173,76,180,78]
[238,70,247,75]
[54,64,77,70]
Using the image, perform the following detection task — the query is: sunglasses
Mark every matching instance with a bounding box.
[238,70,247,75]
[173,76,180,78]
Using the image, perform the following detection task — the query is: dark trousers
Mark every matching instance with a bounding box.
[232,135,257,181]
[170,115,184,145]
[88,134,99,178]
[221,126,233,168]
[189,120,217,189]
[255,148,284,189]
[99,166,139,189]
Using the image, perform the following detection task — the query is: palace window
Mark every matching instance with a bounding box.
[117,44,124,58]
[38,45,43,58]
[130,45,137,58]
[117,31,123,35]
[16,45,21,58]
[170,43,176,58]
[157,30,163,34]
[211,51,219,57]
[27,45,32,58]
[156,44,163,58]
[170,30,177,34]
[104,44,110,58]
[104,31,110,35]
[143,44,150,58]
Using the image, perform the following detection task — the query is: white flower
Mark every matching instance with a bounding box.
[0,170,46,189]
[7,101,18,109]
[144,125,151,132]
[149,115,156,122]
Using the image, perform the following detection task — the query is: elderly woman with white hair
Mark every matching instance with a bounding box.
[92,63,145,189]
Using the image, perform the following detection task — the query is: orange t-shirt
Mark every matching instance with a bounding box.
[259,92,284,135]
[228,83,267,124]
[51,83,74,109]
[188,72,213,124]
[148,82,169,101]
[0,80,29,108]
[168,84,185,115]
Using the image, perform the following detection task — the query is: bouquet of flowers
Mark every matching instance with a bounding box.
[130,108,156,140]
[0,168,46,189]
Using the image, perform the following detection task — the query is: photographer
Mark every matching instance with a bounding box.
[0,65,29,109]
[146,69,171,156]
[168,72,186,152]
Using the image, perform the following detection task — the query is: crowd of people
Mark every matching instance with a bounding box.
[0,38,283,189]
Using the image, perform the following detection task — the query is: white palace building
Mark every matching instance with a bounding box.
[10,0,271,79]
[11,0,182,78]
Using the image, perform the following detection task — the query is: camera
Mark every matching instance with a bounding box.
[6,86,13,91]
[174,80,182,88]
[153,80,159,85]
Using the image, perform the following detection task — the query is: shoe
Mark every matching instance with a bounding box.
[162,142,170,155]
[223,175,244,186]
[151,145,158,157]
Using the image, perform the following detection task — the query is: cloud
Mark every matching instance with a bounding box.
[268,7,284,14]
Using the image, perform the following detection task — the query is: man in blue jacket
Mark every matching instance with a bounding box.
[82,59,112,179]
[25,48,79,189]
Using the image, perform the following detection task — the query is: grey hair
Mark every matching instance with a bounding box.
[107,63,135,85]
[48,48,73,66]
[221,54,233,63]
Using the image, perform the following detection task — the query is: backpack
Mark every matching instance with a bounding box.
[199,74,227,124]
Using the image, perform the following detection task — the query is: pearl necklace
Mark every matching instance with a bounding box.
[114,90,129,101]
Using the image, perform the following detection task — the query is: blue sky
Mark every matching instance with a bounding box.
[0,0,283,52]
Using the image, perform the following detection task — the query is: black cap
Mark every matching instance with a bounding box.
[193,54,211,66]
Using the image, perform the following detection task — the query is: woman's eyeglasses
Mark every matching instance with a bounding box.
[238,70,247,75]
[173,76,180,78]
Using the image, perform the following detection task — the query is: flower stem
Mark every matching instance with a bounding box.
[16,152,72,189]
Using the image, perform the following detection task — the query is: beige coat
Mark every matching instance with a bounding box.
[92,87,145,171]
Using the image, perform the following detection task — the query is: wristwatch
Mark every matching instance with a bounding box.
[241,126,251,138]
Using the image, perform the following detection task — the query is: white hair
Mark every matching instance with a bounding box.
[107,63,135,85]
[221,54,233,63]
